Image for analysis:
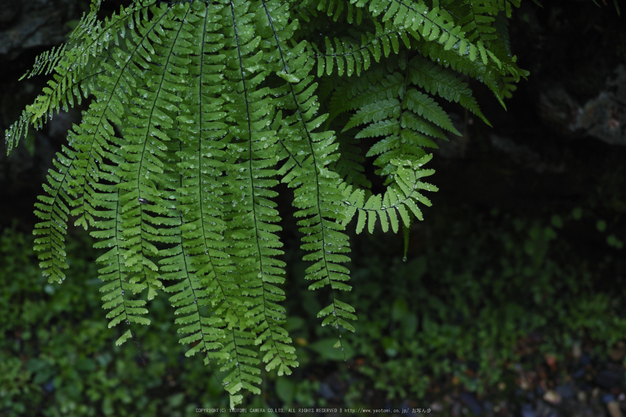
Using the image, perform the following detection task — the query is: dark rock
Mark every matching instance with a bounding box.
[537,86,583,137]
[596,368,624,390]
[490,135,564,173]
[0,1,21,26]
[575,66,626,146]
[0,0,78,59]
[536,67,626,147]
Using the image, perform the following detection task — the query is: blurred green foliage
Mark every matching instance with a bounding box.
[2,196,624,414]
[0,225,233,416]
[284,203,626,407]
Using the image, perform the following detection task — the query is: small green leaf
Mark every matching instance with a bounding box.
[147,285,158,301]
[229,395,243,410]
[276,71,300,83]
[115,330,132,346]
[356,210,366,234]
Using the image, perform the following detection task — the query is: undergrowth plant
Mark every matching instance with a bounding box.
[5,0,527,406]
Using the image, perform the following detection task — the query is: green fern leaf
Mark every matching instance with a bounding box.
[4,0,528,406]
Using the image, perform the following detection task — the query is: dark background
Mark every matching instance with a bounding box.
[1,1,625,416]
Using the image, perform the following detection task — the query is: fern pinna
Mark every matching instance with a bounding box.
[5,0,526,406]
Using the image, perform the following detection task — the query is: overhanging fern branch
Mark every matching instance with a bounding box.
[265,2,357,346]
[220,0,293,401]
[168,1,245,371]
[5,0,528,407]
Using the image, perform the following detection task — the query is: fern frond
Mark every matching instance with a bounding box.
[354,0,502,67]
[328,64,403,122]
[313,20,408,77]
[407,56,489,125]
[32,147,76,283]
[341,154,437,234]
[5,2,155,153]
[5,0,529,406]
[457,2,500,44]
[266,10,357,341]
[404,89,460,135]
[349,0,528,106]
[340,63,453,178]
[338,40,505,184]
[92,183,150,346]
[112,2,205,298]
[165,1,243,367]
